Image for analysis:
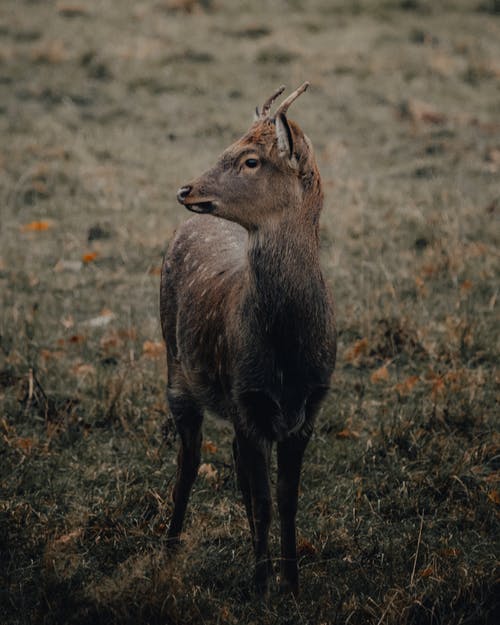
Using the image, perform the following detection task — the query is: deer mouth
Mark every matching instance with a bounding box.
[184,200,217,214]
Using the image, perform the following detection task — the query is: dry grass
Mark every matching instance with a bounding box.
[0,1,499,623]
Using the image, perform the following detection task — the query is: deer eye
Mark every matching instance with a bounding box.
[244,157,259,169]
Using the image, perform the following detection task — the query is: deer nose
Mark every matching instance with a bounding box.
[177,185,192,204]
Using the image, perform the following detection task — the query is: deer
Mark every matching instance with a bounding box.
[160,83,337,596]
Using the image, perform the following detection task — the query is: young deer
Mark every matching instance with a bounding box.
[160,83,336,596]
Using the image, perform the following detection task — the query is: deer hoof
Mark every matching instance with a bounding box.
[279,575,299,596]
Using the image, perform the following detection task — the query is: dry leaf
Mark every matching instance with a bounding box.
[370,365,390,384]
[460,280,473,296]
[394,375,419,395]
[487,490,500,505]
[344,338,369,364]
[336,428,360,439]
[419,566,434,578]
[202,440,218,454]
[54,528,83,544]
[431,377,445,399]
[198,463,218,480]
[40,349,64,362]
[218,606,237,625]
[82,251,99,263]
[100,331,122,351]
[297,537,317,557]
[71,362,96,378]
[68,334,86,344]
[57,334,85,346]
[142,340,164,358]
[20,220,52,232]
[15,437,35,454]
[440,547,460,558]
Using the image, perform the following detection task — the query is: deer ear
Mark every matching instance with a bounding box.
[275,114,298,169]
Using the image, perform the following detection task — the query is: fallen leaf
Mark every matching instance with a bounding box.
[431,377,445,399]
[143,340,164,358]
[344,338,369,364]
[54,528,83,544]
[40,349,64,362]
[218,606,237,625]
[100,331,122,351]
[71,362,96,378]
[370,365,390,384]
[440,547,460,558]
[202,440,218,454]
[198,463,218,480]
[69,334,86,344]
[394,375,419,395]
[336,429,360,439]
[57,334,86,346]
[419,566,434,578]
[15,437,35,454]
[297,537,317,557]
[460,280,473,295]
[20,220,52,232]
[82,251,99,263]
[487,490,500,505]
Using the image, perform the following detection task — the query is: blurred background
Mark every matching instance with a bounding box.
[0,1,499,624]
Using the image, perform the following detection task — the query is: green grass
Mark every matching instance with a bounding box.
[0,1,499,623]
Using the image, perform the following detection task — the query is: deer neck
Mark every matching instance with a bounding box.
[245,209,325,330]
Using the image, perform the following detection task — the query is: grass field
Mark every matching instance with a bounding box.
[1,1,499,623]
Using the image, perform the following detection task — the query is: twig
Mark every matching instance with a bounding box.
[28,368,34,401]
[410,513,424,587]
[376,589,400,625]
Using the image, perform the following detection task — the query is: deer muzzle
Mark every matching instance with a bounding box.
[176,185,217,214]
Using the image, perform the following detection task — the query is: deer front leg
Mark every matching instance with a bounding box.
[277,434,310,595]
[232,436,255,541]
[235,432,272,596]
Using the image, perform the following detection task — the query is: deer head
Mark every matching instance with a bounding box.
[176,82,322,231]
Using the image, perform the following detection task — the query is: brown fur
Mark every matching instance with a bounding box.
[160,85,336,595]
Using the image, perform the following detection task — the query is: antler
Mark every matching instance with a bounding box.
[273,81,309,118]
[258,85,286,119]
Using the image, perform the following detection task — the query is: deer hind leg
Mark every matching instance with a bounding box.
[235,432,273,596]
[277,434,310,596]
[166,391,203,545]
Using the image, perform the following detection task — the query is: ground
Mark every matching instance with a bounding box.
[0,1,499,624]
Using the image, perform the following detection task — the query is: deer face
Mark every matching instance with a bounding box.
[176,84,320,231]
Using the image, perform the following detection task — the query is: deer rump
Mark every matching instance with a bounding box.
[161,213,332,443]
